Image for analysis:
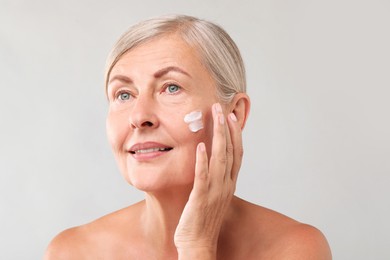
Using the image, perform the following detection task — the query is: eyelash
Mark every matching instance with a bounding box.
[112,82,182,102]
[163,83,182,95]
[115,90,133,102]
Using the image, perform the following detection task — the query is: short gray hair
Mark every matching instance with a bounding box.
[105,15,246,103]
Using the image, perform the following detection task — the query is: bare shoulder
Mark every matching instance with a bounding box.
[44,201,144,260]
[228,197,332,259]
[44,225,89,260]
[272,222,332,259]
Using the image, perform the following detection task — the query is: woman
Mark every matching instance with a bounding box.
[45,15,331,259]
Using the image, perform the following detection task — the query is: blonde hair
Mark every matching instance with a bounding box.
[105,15,246,103]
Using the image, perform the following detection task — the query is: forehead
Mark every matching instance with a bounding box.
[111,35,209,77]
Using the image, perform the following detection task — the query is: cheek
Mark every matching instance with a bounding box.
[202,111,214,155]
[106,112,133,183]
[177,109,214,150]
[106,111,128,151]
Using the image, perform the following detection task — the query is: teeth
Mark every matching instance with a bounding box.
[135,147,169,154]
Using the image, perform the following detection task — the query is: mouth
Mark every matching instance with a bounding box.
[129,147,173,154]
[128,142,173,157]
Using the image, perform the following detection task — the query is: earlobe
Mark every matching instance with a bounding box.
[230,93,251,130]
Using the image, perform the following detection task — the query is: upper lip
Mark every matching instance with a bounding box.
[128,142,173,154]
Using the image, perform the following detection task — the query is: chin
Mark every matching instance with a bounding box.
[122,166,195,193]
[130,179,195,194]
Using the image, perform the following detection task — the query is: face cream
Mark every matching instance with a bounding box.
[184,110,203,132]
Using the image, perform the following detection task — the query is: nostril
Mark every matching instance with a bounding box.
[129,115,157,129]
[141,121,153,127]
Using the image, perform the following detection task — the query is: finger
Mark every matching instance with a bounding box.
[209,103,227,181]
[224,112,234,182]
[227,112,243,183]
[192,142,209,196]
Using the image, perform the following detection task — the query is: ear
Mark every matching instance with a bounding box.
[229,93,251,130]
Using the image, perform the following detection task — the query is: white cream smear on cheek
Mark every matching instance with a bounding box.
[184,110,203,133]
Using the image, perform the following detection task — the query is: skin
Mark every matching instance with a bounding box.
[45,34,332,259]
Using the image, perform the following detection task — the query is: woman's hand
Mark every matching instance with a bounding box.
[174,103,244,259]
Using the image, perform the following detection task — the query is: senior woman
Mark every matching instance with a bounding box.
[45,15,331,259]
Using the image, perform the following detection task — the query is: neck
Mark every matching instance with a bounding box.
[141,185,193,254]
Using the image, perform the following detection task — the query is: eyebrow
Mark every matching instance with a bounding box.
[108,75,133,85]
[153,66,192,79]
[108,66,191,86]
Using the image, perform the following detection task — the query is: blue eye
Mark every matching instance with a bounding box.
[118,92,131,101]
[166,84,180,94]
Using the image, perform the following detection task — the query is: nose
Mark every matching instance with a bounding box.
[129,96,159,130]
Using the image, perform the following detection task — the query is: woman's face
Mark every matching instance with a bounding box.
[106,34,219,192]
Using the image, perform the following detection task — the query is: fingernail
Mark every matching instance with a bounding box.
[198,142,205,152]
[215,103,223,113]
[229,113,237,122]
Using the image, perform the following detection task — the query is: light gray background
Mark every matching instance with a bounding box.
[1,0,389,259]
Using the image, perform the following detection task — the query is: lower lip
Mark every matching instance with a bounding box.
[130,150,171,161]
